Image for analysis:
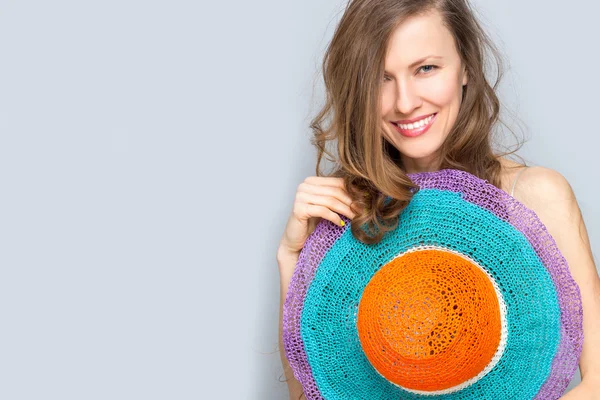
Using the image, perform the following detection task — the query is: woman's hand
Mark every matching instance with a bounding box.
[558,379,600,400]
[277,176,358,267]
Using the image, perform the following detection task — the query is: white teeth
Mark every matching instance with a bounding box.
[397,114,435,130]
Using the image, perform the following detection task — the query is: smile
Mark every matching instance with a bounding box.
[392,113,437,138]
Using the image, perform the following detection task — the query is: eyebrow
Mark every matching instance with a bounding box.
[409,55,443,68]
[385,55,444,74]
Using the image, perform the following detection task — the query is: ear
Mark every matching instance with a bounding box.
[461,65,468,86]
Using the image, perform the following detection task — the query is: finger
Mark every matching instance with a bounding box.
[299,179,365,215]
[303,176,345,189]
[303,204,346,227]
[297,191,357,220]
[300,176,366,215]
[298,182,354,208]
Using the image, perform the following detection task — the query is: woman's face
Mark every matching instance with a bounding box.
[380,9,468,173]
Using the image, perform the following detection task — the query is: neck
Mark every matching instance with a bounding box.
[400,153,441,175]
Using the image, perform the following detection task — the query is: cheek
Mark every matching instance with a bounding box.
[419,76,462,106]
[380,87,396,115]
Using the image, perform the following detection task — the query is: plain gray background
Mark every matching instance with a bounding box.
[0,0,598,399]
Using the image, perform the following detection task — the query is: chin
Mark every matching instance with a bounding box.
[395,141,443,159]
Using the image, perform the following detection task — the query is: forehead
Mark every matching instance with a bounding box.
[385,10,458,66]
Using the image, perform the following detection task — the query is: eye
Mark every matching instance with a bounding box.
[383,75,392,82]
[418,65,438,74]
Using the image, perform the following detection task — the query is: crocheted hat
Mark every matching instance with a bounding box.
[282,169,583,400]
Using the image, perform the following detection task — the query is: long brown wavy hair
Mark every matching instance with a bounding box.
[310,0,529,245]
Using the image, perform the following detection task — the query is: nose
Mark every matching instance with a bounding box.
[395,79,422,116]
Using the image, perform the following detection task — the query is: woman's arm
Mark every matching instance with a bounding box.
[278,249,305,400]
[559,378,600,400]
[275,176,357,399]
[518,167,600,397]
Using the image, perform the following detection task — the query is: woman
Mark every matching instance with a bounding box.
[277,0,600,399]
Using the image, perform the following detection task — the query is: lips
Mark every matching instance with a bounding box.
[391,113,438,138]
[393,112,437,125]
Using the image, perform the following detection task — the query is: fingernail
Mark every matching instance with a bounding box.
[340,220,345,227]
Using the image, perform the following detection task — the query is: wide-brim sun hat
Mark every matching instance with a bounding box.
[282,168,583,400]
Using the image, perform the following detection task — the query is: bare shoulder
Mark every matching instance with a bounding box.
[514,165,575,210]
[508,164,580,240]
[497,157,576,215]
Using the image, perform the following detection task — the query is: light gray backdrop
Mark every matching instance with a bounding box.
[0,0,597,399]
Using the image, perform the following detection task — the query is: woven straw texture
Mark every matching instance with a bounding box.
[282,169,583,400]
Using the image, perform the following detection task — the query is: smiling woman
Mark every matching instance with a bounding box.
[380,10,468,163]
[276,0,600,399]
